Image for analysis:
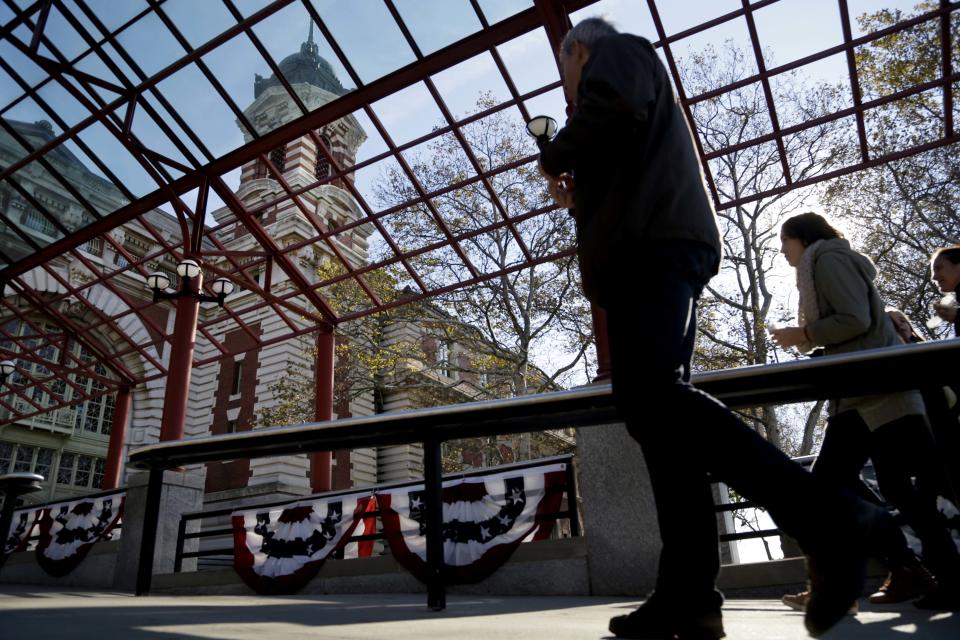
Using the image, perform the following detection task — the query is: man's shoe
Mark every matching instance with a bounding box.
[608,598,725,639]
[782,590,857,614]
[914,583,960,611]
[804,501,894,638]
[869,562,936,604]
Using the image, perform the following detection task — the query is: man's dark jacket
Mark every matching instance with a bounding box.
[540,34,721,306]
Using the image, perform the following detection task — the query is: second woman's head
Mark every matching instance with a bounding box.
[930,245,960,293]
[780,212,844,268]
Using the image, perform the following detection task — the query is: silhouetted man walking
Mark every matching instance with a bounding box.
[536,17,894,640]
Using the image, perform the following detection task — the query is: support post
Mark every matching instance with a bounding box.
[135,468,163,596]
[101,385,132,489]
[311,328,335,492]
[423,435,445,610]
[159,273,201,442]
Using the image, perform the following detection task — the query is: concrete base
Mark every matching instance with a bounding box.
[0,540,119,588]
[575,422,661,595]
[153,536,589,597]
[114,470,204,591]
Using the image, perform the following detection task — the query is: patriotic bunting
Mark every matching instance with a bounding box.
[232,492,375,594]
[3,506,42,555]
[378,463,566,584]
[35,493,124,577]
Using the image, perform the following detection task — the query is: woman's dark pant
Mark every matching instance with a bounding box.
[815,410,960,579]
[603,241,845,608]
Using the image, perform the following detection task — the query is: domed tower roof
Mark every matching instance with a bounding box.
[254,25,347,99]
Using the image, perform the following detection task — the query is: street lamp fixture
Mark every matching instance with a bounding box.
[0,360,16,385]
[147,259,238,308]
[526,115,558,148]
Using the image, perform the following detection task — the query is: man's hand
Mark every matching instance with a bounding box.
[934,302,958,323]
[770,326,808,349]
[548,174,575,209]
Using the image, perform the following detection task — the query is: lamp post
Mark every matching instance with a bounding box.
[147,259,238,442]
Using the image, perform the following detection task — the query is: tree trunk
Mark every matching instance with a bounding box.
[800,400,826,456]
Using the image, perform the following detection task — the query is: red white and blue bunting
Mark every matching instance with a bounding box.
[232,492,375,595]
[35,493,124,577]
[3,506,43,555]
[377,462,567,584]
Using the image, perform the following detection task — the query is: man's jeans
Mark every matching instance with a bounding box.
[603,241,836,607]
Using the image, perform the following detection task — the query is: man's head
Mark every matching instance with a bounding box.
[559,18,618,104]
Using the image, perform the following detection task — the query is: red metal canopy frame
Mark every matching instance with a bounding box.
[0,0,956,427]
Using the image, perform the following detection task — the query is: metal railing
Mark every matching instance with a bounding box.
[129,339,960,609]
[171,455,580,573]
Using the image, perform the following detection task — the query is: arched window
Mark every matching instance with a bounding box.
[269,145,286,173]
[315,135,332,181]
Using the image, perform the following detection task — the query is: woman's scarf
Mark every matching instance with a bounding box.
[794,239,824,354]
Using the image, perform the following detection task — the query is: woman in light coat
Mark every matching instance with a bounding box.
[772,212,958,611]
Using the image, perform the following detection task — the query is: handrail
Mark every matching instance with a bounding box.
[128,339,960,472]
[8,487,127,513]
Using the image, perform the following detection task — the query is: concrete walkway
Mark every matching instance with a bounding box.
[0,586,957,639]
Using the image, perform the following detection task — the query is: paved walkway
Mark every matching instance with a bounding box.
[0,586,957,639]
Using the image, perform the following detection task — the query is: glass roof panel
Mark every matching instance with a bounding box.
[369,82,447,146]
[113,8,186,78]
[310,0,417,85]
[571,0,657,39]
[459,104,531,173]
[400,132,478,191]
[847,0,926,38]
[57,67,109,112]
[475,0,533,26]
[248,1,356,113]
[155,62,250,157]
[769,54,853,130]
[356,156,416,213]
[34,79,92,129]
[3,165,66,246]
[74,120,156,198]
[0,116,34,165]
[138,89,210,164]
[0,36,48,91]
[99,40,146,87]
[233,0,274,19]
[43,4,94,61]
[72,49,128,103]
[201,32,285,134]
[855,21,940,100]
[160,0,236,50]
[522,86,566,125]
[783,114,858,180]
[865,87,944,156]
[430,52,514,119]
[657,0,742,35]
[393,0,483,56]
[129,103,196,171]
[672,16,759,79]
[514,209,576,260]
[83,0,149,33]
[378,206,448,255]
[495,27,559,95]
[752,0,844,69]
